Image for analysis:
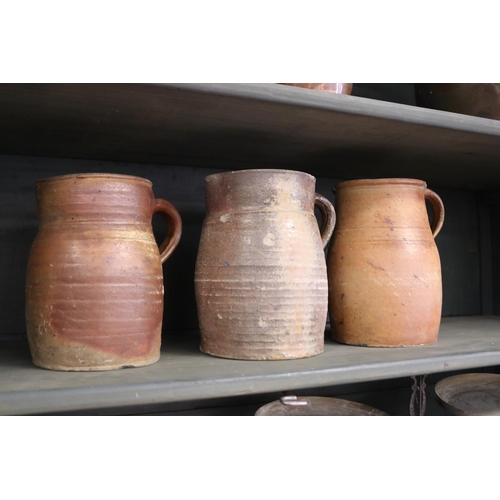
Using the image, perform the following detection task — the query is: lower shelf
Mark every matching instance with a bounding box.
[2,315,500,415]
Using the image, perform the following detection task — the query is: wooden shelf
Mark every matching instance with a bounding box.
[2,84,500,415]
[2,316,500,415]
[1,83,500,189]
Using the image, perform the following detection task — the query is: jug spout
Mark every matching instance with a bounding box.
[205,169,317,214]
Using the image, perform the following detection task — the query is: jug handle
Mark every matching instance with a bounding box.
[315,193,336,248]
[153,199,183,264]
[424,189,445,238]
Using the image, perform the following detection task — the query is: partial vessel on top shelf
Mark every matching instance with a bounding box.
[415,83,500,120]
[195,169,336,360]
[279,83,353,94]
[327,178,444,347]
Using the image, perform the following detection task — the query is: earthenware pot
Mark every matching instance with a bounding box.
[415,83,500,119]
[434,373,500,416]
[255,395,388,416]
[327,178,444,347]
[26,173,182,371]
[195,169,336,360]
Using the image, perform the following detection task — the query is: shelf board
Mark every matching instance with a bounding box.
[1,83,500,189]
[1,315,500,415]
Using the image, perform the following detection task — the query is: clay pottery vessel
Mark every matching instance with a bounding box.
[280,83,353,94]
[255,395,388,416]
[434,373,500,416]
[195,169,336,360]
[415,83,500,119]
[26,173,182,371]
[327,178,444,347]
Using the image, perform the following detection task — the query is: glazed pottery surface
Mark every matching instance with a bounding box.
[255,395,388,416]
[327,178,444,347]
[434,373,500,416]
[280,83,353,94]
[195,169,336,360]
[415,83,500,119]
[26,173,182,371]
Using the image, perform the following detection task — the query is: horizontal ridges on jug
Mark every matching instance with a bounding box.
[336,178,427,189]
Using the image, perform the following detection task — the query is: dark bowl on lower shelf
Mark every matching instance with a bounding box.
[255,395,388,416]
[434,373,500,416]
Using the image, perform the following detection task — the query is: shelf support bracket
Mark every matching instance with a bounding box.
[409,375,427,416]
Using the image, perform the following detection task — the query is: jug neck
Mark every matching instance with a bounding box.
[205,169,317,213]
[36,173,154,224]
[334,178,431,230]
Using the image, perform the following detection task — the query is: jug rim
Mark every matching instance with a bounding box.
[205,169,315,182]
[36,173,153,186]
[335,178,427,189]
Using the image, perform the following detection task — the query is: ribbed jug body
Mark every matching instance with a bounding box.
[327,178,444,347]
[26,173,181,370]
[195,169,335,360]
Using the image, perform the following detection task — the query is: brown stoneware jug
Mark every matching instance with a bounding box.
[195,169,336,360]
[26,173,182,371]
[327,178,444,347]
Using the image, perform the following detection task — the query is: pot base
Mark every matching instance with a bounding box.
[199,345,324,361]
[31,352,161,372]
[331,337,438,348]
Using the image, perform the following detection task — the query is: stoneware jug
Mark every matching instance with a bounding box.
[327,178,444,347]
[26,173,182,371]
[195,169,336,360]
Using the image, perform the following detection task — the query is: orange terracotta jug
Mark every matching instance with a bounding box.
[195,169,336,360]
[26,173,182,371]
[327,178,444,347]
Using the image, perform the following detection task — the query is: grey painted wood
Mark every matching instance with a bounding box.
[1,83,500,189]
[489,205,500,314]
[352,83,417,106]
[479,204,494,314]
[476,192,500,315]
[2,316,500,415]
[46,377,416,415]
[46,368,500,415]
[0,84,495,415]
[431,188,481,316]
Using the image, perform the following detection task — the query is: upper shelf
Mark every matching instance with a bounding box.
[2,316,500,415]
[1,83,500,189]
